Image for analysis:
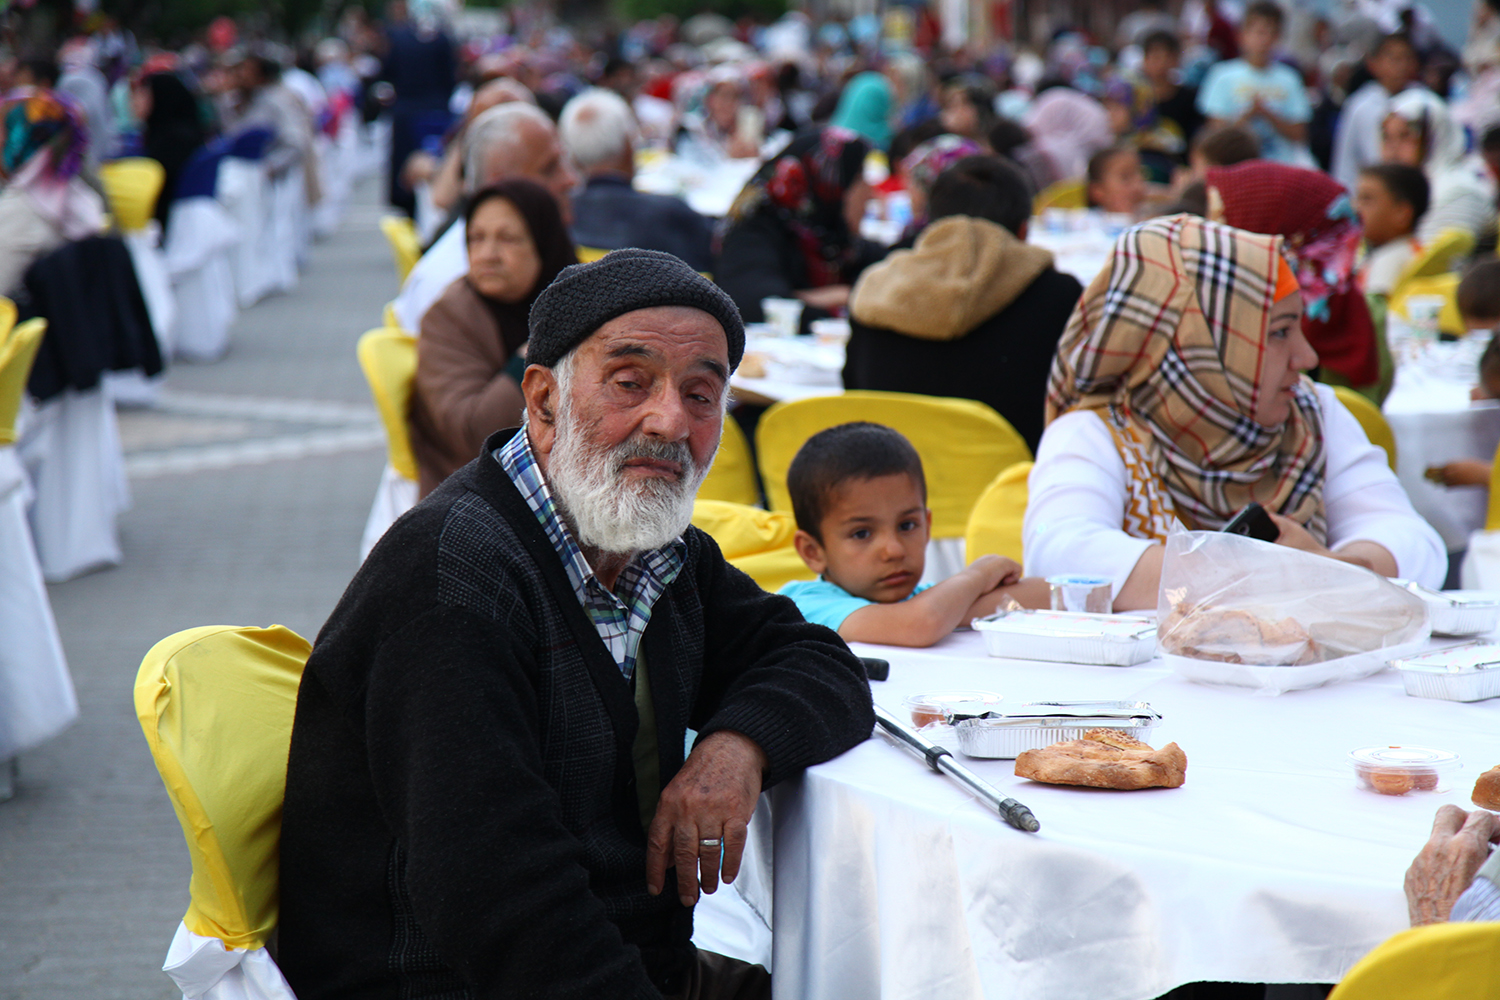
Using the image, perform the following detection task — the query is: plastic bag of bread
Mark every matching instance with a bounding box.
[1157,524,1429,694]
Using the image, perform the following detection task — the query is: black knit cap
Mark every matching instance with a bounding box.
[526,248,745,371]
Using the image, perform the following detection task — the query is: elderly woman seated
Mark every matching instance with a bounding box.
[1024,215,1446,610]
[408,179,576,496]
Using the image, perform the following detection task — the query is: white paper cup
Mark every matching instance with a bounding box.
[761,297,804,338]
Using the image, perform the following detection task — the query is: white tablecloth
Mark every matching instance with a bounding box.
[703,630,1500,1000]
[1383,353,1500,552]
[634,154,760,219]
[1028,214,1121,287]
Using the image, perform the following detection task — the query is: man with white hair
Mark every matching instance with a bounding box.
[392,101,578,331]
[280,249,873,998]
[562,88,715,272]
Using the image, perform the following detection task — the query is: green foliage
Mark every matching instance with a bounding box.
[613,0,785,26]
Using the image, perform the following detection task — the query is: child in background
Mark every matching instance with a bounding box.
[1425,260,1500,488]
[1086,146,1149,217]
[778,422,1030,647]
[1355,164,1431,296]
[1196,1,1314,166]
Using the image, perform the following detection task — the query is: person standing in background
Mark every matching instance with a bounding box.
[1331,32,1420,190]
[380,0,455,217]
[1198,1,1315,167]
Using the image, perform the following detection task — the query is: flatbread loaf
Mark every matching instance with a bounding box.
[1473,766,1500,810]
[1014,728,1187,790]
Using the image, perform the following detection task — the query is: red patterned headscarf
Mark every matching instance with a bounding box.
[728,126,871,288]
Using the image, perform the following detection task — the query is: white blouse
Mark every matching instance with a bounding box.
[1023,383,1448,594]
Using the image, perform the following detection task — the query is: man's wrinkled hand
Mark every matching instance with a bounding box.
[1404,805,1499,926]
[646,730,767,908]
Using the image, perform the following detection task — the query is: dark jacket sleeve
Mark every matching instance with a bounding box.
[362,606,663,999]
[686,531,874,787]
[714,213,800,324]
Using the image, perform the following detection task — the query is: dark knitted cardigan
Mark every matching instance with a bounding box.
[278,428,874,999]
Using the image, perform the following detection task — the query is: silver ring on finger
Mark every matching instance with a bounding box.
[698,837,722,851]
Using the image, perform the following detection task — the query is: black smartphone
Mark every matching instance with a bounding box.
[1221,502,1280,543]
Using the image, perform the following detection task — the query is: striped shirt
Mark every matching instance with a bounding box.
[496,429,684,681]
[1451,851,1500,924]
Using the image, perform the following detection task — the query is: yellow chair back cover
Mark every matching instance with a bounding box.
[380,216,422,284]
[1033,179,1087,213]
[756,391,1032,539]
[691,499,814,592]
[382,300,402,332]
[0,295,15,340]
[134,624,312,950]
[965,461,1033,564]
[1392,228,1475,292]
[1330,385,1397,470]
[576,245,610,263]
[99,157,166,233]
[1327,920,1500,1000]
[357,328,420,482]
[0,318,46,445]
[1486,438,1500,531]
[1389,273,1466,337]
[698,417,760,507]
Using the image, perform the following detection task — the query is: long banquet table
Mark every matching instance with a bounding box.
[705,629,1500,1000]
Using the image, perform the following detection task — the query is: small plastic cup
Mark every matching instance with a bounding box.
[902,691,1004,730]
[761,297,804,338]
[1349,746,1460,796]
[1047,575,1113,614]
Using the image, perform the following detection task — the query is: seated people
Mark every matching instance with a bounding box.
[1206,159,1381,395]
[843,155,1084,453]
[279,249,875,997]
[408,180,577,496]
[560,88,715,272]
[716,126,883,330]
[392,102,579,332]
[1330,32,1420,191]
[1024,215,1446,610]
[1355,163,1430,296]
[1382,88,1498,245]
[778,422,1028,646]
[1425,261,1500,488]
[1180,122,1260,186]
[1085,146,1149,216]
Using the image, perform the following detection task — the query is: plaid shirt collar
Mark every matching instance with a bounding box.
[495,428,685,681]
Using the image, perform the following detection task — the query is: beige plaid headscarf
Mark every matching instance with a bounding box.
[1046,215,1327,542]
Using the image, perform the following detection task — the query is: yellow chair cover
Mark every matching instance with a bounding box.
[0,295,15,340]
[698,418,760,507]
[1033,179,1087,213]
[357,328,420,483]
[1389,274,1466,337]
[692,500,814,592]
[99,157,166,233]
[134,625,312,950]
[0,318,47,445]
[964,461,1033,564]
[1486,439,1500,531]
[1331,385,1397,470]
[756,391,1032,539]
[382,300,402,332]
[380,216,421,284]
[1327,920,1500,1000]
[576,245,610,263]
[1391,229,1475,294]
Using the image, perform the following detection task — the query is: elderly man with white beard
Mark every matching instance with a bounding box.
[277,249,874,1000]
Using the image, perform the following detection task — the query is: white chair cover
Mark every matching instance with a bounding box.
[359,461,419,562]
[0,446,76,761]
[107,225,179,406]
[219,159,275,308]
[265,171,303,297]
[311,125,354,240]
[164,198,242,362]
[16,388,129,582]
[163,923,297,1000]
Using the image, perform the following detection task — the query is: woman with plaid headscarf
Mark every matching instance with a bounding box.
[1021,214,1445,609]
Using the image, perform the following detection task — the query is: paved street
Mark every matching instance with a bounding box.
[0,179,397,999]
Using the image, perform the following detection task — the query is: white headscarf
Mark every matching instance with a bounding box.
[1386,88,1496,242]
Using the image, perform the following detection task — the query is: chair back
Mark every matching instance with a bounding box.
[0,295,14,339]
[1330,385,1396,470]
[692,500,814,592]
[1486,440,1500,532]
[1327,920,1500,1000]
[1389,273,1465,337]
[382,300,401,332]
[1033,179,1087,213]
[1393,228,1475,292]
[698,417,760,506]
[225,127,274,161]
[756,391,1032,539]
[134,625,312,949]
[965,461,1033,564]
[0,318,46,445]
[380,216,422,284]
[175,142,227,202]
[357,328,420,482]
[99,158,166,233]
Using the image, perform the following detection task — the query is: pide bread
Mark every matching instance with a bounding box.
[1014,728,1187,790]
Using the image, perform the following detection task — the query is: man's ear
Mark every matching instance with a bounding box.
[793,529,828,576]
[522,365,559,457]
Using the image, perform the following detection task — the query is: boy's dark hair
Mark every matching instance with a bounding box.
[1372,32,1417,61]
[1242,1,1284,31]
[1141,30,1181,57]
[927,154,1033,235]
[1360,163,1430,224]
[1480,333,1500,388]
[1163,179,1208,217]
[787,422,926,542]
[20,56,59,88]
[1458,259,1500,324]
[1192,123,1261,166]
[987,116,1031,159]
[1086,145,1134,187]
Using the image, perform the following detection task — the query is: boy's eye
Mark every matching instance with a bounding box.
[899,519,919,532]
[850,528,870,540]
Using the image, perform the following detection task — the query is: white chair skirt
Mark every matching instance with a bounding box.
[359,461,418,562]
[163,923,297,1000]
[165,198,242,362]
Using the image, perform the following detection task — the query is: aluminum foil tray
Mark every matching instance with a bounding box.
[972,610,1157,667]
[954,701,1161,759]
[1400,582,1500,638]
[1391,642,1500,702]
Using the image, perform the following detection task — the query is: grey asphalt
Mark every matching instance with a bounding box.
[0,178,398,999]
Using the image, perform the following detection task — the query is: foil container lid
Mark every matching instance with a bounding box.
[968,700,1161,728]
[972,609,1156,642]
[1400,581,1500,611]
[1391,641,1500,674]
